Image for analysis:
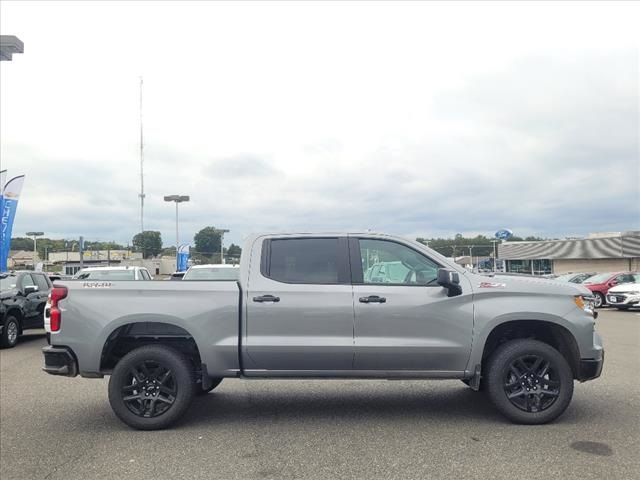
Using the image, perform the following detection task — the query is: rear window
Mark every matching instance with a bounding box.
[266,238,340,284]
[583,273,612,284]
[75,269,136,280]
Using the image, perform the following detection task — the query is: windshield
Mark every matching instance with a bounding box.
[74,269,136,280]
[0,276,18,291]
[183,267,239,281]
[583,273,613,284]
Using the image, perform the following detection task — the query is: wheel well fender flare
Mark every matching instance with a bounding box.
[468,314,581,375]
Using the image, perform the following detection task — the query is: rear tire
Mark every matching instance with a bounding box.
[0,316,20,349]
[108,345,195,430]
[485,339,574,424]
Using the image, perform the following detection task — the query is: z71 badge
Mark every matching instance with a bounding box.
[82,281,112,288]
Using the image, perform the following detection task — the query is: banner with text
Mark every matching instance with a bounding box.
[1,175,26,272]
[177,244,190,272]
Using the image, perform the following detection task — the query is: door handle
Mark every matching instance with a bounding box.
[359,295,386,304]
[253,295,280,303]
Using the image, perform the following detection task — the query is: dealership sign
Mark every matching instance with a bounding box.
[494,229,513,241]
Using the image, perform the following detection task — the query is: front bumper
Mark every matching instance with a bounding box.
[42,345,78,377]
[606,293,640,306]
[577,351,604,382]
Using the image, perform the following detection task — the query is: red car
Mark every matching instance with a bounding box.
[583,272,638,308]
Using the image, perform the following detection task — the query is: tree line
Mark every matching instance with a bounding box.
[11,226,242,263]
[12,230,548,262]
[416,233,545,257]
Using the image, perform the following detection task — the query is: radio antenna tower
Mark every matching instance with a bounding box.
[138,76,145,232]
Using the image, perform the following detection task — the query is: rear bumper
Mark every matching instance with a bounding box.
[42,346,78,377]
[577,352,604,382]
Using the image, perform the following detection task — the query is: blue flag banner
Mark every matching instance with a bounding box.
[177,244,190,272]
[1,175,25,272]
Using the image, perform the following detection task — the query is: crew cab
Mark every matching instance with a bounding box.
[42,233,604,430]
[1,271,52,348]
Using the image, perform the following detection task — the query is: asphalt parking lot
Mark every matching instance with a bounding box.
[1,309,639,480]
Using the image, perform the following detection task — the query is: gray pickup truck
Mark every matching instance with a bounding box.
[42,233,603,430]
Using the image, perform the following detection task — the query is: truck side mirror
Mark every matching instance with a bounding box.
[437,269,462,297]
[23,285,39,295]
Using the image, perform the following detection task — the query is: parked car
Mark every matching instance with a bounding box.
[0,271,52,348]
[606,275,640,310]
[582,272,638,308]
[43,232,603,430]
[72,266,153,281]
[553,272,596,284]
[182,264,240,281]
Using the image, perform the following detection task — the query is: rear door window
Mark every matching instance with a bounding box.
[265,238,343,284]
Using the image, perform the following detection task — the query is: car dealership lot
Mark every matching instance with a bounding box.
[1,310,639,480]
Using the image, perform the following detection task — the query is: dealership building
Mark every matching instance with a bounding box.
[498,231,640,275]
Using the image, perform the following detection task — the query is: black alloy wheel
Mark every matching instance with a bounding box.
[108,345,195,430]
[503,355,559,413]
[121,360,177,418]
[486,339,574,424]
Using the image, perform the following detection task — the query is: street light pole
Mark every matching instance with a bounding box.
[164,195,190,269]
[26,232,44,269]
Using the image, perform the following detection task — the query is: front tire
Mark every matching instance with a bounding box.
[0,316,20,349]
[485,339,574,424]
[108,345,195,430]
[593,292,605,308]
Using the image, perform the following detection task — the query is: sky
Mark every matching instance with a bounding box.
[1,1,639,249]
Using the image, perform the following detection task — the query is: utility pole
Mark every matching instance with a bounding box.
[139,76,145,233]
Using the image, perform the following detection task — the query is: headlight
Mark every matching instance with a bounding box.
[575,295,596,316]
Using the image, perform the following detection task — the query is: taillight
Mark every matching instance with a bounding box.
[50,286,68,332]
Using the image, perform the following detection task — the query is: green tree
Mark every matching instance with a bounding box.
[132,231,162,259]
[9,237,33,251]
[83,241,125,251]
[226,243,242,259]
[194,227,222,261]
